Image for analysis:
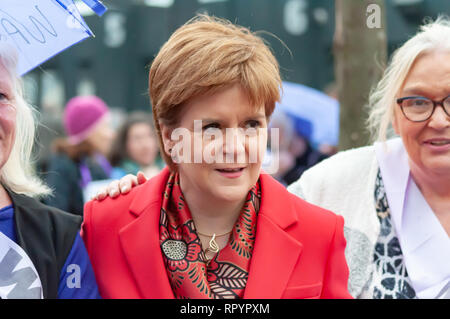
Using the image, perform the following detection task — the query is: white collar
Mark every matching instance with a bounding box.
[374,137,450,299]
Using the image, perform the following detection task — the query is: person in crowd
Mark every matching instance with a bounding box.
[289,17,450,299]
[109,112,163,179]
[268,114,328,185]
[83,14,351,299]
[265,110,295,182]
[44,95,115,216]
[279,117,329,185]
[0,45,99,299]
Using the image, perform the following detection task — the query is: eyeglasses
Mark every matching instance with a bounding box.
[396,95,450,122]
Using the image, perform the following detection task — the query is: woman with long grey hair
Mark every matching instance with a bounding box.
[0,44,100,299]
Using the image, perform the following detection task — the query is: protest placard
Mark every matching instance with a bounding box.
[0,0,93,75]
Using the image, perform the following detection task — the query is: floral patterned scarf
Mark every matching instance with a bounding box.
[159,172,261,299]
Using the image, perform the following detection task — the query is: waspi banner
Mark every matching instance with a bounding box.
[0,0,93,75]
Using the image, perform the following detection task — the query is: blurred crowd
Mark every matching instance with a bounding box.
[38,96,164,216]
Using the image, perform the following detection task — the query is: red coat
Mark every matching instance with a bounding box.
[81,168,351,299]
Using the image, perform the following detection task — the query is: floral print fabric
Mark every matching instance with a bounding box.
[364,170,416,299]
[159,173,261,299]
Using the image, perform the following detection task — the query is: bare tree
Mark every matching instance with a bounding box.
[334,0,387,150]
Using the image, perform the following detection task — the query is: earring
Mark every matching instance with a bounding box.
[169,148,179,163]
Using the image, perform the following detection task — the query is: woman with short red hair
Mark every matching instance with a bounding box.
[82,14,351,299]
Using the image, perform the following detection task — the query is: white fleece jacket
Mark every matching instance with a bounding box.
[287,145,381,298]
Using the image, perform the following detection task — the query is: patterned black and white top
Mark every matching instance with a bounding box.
[361,170,417,299]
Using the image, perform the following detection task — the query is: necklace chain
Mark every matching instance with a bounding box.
[197,230,233,238]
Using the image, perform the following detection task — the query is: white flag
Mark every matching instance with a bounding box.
[0,0,93,75]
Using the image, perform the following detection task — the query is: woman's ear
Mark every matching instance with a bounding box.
[159,122,174,157]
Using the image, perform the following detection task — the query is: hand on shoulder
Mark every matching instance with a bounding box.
[92,171,148,201]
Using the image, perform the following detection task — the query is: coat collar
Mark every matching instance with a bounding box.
[128,167,171,217]
[244,172,303,298]
[119,167,174,298]
[119,168,302,298]
[258,172,299,228]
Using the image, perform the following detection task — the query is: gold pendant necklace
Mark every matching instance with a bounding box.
[205,234,220,254]
[197,230,232,265]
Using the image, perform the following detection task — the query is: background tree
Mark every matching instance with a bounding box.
[334,0,388,150]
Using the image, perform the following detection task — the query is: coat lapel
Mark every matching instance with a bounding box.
[244,173,303,298]
[118,168,174,299]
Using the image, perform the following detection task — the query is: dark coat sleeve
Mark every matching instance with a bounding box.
[43,154,84,216]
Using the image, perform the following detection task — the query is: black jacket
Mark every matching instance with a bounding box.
[281,144,329,186]
[44,153,109,216]
[6,188,81,299]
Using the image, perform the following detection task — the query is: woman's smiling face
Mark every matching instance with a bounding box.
[161,84,268,203]
[393,51,450,176]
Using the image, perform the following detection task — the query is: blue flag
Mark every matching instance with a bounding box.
[80,0,108,17]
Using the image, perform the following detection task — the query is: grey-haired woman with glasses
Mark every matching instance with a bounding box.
[288,17,450,299]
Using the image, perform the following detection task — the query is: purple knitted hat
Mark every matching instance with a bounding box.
[63,96,109,144]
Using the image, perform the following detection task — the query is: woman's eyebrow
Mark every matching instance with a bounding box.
[401,89,421,96]
[401,84,433,96]
[0,79,11,92]
[200,118,223,123]
[187,118,222,130]
[245,114,266,120]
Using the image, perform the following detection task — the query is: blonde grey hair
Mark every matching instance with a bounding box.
[0,45,51,197]
[367,16,450,142]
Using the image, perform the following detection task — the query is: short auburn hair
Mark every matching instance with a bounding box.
[149,14,282,170]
